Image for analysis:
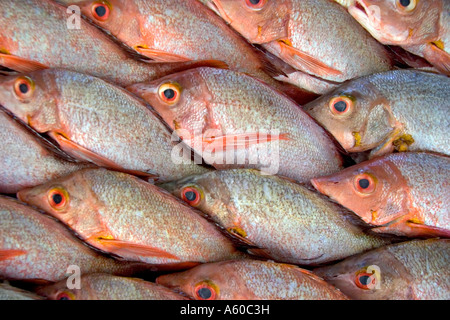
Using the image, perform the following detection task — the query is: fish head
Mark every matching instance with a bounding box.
[157,260,249,300]
[17,169,98,234]
[73,1,131,39]
[311,156,409,226]
[160,171,232,224]
[207,0,288,43]
[127,68,217,139]
[314,246,414,299]
[348,0,441,45]
[36,281,83,300]
[0,71,60,133]
[303,80,396,153]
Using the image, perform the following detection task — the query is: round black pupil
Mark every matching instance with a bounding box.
[185,191,197,202]
[250,0,260,4]
[19,83,29,94]
[197,287,212,299]
[163,89,175,100]
[59,296,69,300]
[52,193,63,205]
[334,101,347,112]
[359,275,372,286]
[358,179,370,189]
[399,0,410,7]
[95,5,107,17]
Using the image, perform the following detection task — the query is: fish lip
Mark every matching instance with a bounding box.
[311,178,325,194]
[207,0,233,25]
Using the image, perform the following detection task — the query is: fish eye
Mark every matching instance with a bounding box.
[354,173,376,194]
[56,291,76,300]
[158,83,181,105]
[48,187,69,211]
[355,272,376,290]
[396,0,416,12]
[92,2,111,21]
[329,96,353,116]
[245,0,267,10]
[194,282,217,300]
[14,77,35,100]
[181,186,202,207]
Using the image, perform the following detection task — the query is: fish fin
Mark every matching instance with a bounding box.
[0,249,27,261]
[423,42,450,75]
[371,216,450,238]
[277,40,343,77]
[203,132,290,150]
[135,47,192,62]
[0,54,48,73]
[49,132,158,179]
[226,227,273,259]
[95,238,180,260]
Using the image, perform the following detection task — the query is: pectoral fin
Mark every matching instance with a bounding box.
[369,127,405,159]
[135,47,191,62]
[277,40,342,77]
[424,42,450,75]
[0,53,48,73]
[203,132,290,150]
[49,132,158,179]
[0,249,27,261]
[95,238,180,260]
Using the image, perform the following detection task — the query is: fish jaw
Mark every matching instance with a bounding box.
[207,0,233,25]
[348,0,410,44]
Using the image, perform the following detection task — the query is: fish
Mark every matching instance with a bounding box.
[336,0,450,75]
[207,0,394,93]
[0,0,226,87]
[0,69,209,182]
[0,196,150,282]
[17,168,247,267]
[314,239,450,300]
[311,152,450,238]
[160,169,390,266]
[127,67,343,183]
[0,109,93,194]
[37,274,188,300]
[303,70,450,158]
[0,282,44,300]
[156,259,349,300]
[60,0,275,81]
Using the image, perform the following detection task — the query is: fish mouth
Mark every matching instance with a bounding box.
[206,0,233,25]
[352,0,369,18]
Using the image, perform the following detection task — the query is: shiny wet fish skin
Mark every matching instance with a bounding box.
[312,152,450,238]
[17,168,247,266]
[38,273,188,300]
[161,169,390,266]
[0,68,209,182]
[0,110,92,194]
[314,239,450,300]
[157,259,349,300]
[0,196,149,282]
[304,70,450,157]
[127,67,343,183]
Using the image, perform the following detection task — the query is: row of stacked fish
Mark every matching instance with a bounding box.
[0,0,448,300]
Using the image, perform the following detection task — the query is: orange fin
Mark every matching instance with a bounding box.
[277,40,342,77]
[49,132,158,179]
[203,132,290,150]
[135,47,192,62]
[424,42,450,75]
[0,249,27,261]
[95,238,180,260]
[0,53,48,73]
[372,220,450,238]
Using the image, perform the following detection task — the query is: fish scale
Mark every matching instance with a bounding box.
[0,69,209,182]
[161,169,390,266]
[17,168,247,266]
[0,196,149,282]
[128,67,343,183]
